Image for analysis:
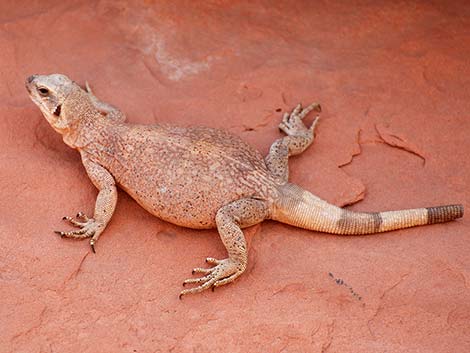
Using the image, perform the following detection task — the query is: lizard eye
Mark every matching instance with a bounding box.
[38,87,49,96]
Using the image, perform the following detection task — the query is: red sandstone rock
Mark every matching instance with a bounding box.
[0,1,468,352]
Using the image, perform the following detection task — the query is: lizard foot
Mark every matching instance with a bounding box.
[279,102,321,137]
[179,257,245,298]
[55,212,103,253]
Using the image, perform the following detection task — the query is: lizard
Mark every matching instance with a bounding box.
[25,73,464,298]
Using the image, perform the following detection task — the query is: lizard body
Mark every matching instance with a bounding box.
[84,122,277,229]
[26,74,464,297]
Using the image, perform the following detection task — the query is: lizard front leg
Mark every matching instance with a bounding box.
[56,156,117,253]
[179,198,270,298]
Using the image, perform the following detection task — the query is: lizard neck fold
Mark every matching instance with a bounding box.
[63,117,112,149]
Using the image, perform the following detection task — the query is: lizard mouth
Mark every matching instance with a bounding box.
[53,104,62,116]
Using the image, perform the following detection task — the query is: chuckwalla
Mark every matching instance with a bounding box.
[26,74,464,297]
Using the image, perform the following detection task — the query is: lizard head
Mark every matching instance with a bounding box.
[26,74,85,133]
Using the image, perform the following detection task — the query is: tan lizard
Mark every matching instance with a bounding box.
[26,74,464,298]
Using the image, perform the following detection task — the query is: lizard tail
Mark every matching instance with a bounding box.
[271,183,463,235]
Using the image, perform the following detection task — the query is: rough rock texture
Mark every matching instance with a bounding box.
[0,1,469,352]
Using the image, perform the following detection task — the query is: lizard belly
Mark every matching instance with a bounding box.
[117,167,271,229]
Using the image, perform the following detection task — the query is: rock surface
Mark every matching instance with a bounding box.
[0,1,469,352]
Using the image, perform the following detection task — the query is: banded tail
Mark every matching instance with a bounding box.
[272,183,463,235]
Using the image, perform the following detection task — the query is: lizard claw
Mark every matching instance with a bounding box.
[90,239,96,253]
[179,258,244,298]
[76,212,89,222]
[278,102,321,137]
[58,213,96,238]
[55,213,104,252]
[54,230,66,238]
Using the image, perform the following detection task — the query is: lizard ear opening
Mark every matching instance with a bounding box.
[53,104,62,116]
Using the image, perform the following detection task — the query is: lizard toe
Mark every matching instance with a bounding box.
[213,271,242,288]
[62,215,87,228]
[205,257,221,265]
[298,102,321,119]
[291,103,302,116]
[192,267,214,275]
[54,228,89,239]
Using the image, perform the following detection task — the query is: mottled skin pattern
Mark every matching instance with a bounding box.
[26,74,464,297]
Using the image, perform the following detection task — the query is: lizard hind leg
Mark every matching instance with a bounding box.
[265,102,321,184]
[179,198,269,298]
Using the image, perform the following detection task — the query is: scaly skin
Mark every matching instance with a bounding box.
[26,74,464,297]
